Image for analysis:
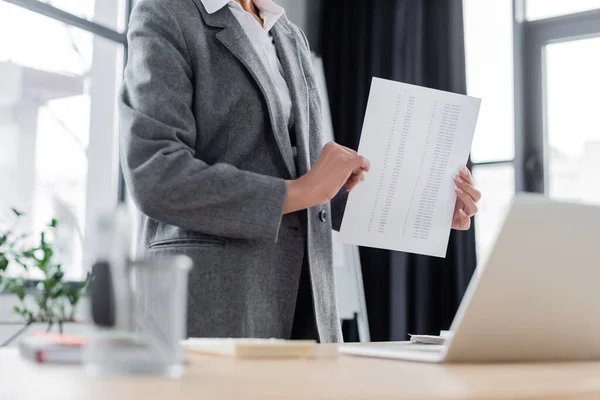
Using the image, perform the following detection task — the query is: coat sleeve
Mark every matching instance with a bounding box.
[120,0,287,242]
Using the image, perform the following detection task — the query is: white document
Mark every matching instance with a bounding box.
[339,78,481,257]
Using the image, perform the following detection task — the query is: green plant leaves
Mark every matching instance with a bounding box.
[14,256,29,271]
[21,250,36,259]
[67,273,89,307]
[0,254,8,271]
[12,305,33,321]
[3,278,26,302]
[0,208,90,324]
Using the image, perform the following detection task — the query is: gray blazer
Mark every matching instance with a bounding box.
[120,0,347,343]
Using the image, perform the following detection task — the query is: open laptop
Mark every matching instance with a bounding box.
[341,195,600,363]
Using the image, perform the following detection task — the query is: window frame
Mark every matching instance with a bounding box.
[471,2,600,178]
[514,1,600,193]
[468,0,600,260]
[465,0,515,195]
[1,0,133,285]
[3,0,129,44]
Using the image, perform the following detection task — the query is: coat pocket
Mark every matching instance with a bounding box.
[149,236,226,249]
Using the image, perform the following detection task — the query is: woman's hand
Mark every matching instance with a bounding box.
[284,142,370,214]
[452,167,482,230]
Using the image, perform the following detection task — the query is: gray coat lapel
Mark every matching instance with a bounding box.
[192,0,297,179]
[271,21,311,175]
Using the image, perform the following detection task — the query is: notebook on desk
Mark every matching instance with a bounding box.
[19,332,86,364]
[181,338,335,359]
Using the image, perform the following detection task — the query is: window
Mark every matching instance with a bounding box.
[463,0,515,164]
[463,0,515,261]
[471,165,515,263]
[464,0,600,262]
[544,37,600,205]
[526,0,600,20]
[0,0,127,280]
[38,0,127,30]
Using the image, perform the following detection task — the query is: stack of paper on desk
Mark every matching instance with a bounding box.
[409,330,452,345]
[340,78,481,257]
[181,338,320,359]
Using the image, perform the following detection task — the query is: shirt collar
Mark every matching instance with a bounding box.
[200,0,286,32]
[200,0,230,14]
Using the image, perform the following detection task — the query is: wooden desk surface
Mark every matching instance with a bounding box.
[2,345,600,400]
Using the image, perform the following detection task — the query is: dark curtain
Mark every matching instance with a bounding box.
[321,0,477,341]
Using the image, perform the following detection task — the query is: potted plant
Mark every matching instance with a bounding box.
[0,208,89,345]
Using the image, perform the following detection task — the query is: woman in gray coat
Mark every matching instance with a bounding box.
[120,0,482,342]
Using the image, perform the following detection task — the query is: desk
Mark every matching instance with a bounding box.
[2,345,600,400]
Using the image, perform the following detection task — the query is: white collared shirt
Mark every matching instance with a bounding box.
[201,0,293,130]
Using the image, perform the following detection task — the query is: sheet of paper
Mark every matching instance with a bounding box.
[339,78,481,257]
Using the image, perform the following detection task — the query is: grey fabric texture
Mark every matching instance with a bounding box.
[120,0,343,342]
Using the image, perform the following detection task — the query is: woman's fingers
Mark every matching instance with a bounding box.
[453,167,480,229]
[345,170,365,192]
[459,167,474,185]
[456,208,472,230]
[455,187,479,216]
[454,174,482,203]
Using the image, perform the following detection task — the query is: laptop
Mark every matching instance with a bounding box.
[341,194,600,363]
